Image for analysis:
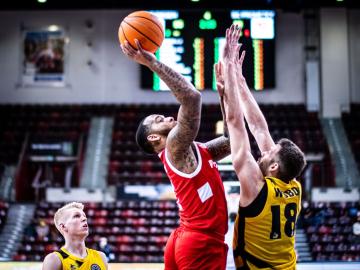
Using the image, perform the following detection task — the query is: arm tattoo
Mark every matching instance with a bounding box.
[205,136,231,162]
[150,60,201,169]
[150,60,198,103]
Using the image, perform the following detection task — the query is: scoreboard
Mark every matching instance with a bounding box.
[141,10,275,91]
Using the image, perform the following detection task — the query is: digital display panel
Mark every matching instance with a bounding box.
[141,10,275,91]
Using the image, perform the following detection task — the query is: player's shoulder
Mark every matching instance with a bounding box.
[97,250,107,259]
[292,178,302,189]
[43,252,62,270]
[95,250,108,266]
[87,248,106,259]
[44,251,61,261]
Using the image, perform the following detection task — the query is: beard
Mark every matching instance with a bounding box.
[258,158,268,176]
[155,124,175,137]
[157,127,171,137]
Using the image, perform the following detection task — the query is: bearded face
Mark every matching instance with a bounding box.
[257,144,281,176]
[258,156,272,176]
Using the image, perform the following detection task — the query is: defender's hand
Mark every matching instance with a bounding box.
[223,24,242,64]
[214,62,225,96]
[235,50,246,81]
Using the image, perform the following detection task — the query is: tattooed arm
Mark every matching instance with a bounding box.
[143,45,201,156]
[121,40,201,171]
[205,136,230,162]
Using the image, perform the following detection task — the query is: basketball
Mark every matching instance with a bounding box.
[118,11,164,53]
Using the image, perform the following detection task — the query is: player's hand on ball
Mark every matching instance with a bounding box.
[121,39,156,67]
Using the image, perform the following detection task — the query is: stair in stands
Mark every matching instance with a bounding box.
[0,203,35,260]
[295,228,313,262]
[81,117,114,190]
[321,118,360,188]
[0,166,16,201]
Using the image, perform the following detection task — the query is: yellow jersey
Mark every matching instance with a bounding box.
[55,247,106,270]
[233,176,302,270]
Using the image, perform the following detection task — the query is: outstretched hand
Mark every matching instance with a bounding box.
[223,24,247,81]
[235,49,246,81]
[121,39,156,67]
[223,24,242,64]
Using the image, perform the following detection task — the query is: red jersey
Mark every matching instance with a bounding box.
[158,142,228,238]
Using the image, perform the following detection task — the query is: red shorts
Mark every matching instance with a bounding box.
[164,227,228,270]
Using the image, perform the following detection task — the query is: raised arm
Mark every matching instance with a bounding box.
[121,40,201,156]
[234,34,275,152]
[222,25,264,206]
[204,62,231,162]
[214,61,230,139]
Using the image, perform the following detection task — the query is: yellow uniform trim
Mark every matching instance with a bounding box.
[55,247,106,270]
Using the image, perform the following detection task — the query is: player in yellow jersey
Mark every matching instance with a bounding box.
[217,25,307,269]
[42,202,108,270]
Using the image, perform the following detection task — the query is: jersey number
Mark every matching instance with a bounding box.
[270,203,297,239]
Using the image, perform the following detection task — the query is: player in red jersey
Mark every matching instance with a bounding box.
[121,39,230,269]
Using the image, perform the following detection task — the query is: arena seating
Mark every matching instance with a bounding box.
[108,104,334,187]
[0,106,27,166]
[13,200,179,262]
[0,105,92,201]
[15,200,360,263]
[0,104,334,198]
[302,201,360,262]
[342,103,360,171]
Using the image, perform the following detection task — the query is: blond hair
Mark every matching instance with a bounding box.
[54,202,84,232]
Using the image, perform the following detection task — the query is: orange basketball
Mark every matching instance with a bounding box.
[118,11,164,53]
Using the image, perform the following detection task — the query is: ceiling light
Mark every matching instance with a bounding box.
[48,25,60,32]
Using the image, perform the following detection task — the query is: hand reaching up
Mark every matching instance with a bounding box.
[214,62,225,97]
[235,48,246,82]
[222,24,242,64]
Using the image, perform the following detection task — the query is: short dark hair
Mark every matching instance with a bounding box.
[276,138,306,182]
[135,118,155,154]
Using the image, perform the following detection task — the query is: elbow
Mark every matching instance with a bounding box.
[232,151,248,173]
[192,89,201,100]
[186,89,201,105]
[232,155,244,174]
[226,114,241,125]
[226,115,236,124]
[251,125,270,138]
